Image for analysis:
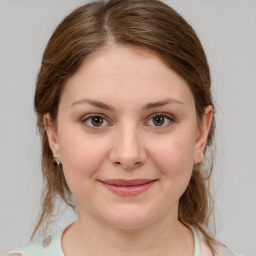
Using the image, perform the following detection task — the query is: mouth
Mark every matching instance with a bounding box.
[99,179,157,196]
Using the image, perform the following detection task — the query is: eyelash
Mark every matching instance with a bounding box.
[81,112,175,129]
[146,112,175,128]
[81,113,110,128]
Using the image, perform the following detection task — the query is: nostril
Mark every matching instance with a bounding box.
[126,161,143,170]
[109,141,147,169]
[114,161,142,170]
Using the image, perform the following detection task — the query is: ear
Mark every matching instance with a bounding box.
[193,105,213,165]
[43,113,61,162]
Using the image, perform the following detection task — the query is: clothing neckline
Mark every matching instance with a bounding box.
[55,224,201,256]
[54,230,65,256]
[189,225,202,256]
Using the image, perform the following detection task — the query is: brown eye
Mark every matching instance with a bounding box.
[82,115,108,127]
[152,115,165,126]
[91,116,104,126]
[147,113,173,127]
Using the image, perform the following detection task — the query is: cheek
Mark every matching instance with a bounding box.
[58,130,110,192]
[149,132,196,180]
[149,136,195,202]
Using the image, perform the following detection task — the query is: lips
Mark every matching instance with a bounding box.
[99,179,157,196]
[102,179,155,186]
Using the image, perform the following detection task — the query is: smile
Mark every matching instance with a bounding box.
[99,179,157,196]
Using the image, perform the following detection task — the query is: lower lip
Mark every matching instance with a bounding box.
[101,181,156,196]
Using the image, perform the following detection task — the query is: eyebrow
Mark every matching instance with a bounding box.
[71,98,115,111]
[142,98,184,110]
[71,98,184,111]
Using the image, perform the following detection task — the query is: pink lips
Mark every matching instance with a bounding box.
[99,179,156,196]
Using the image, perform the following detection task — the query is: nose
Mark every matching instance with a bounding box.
[109,124,147,170]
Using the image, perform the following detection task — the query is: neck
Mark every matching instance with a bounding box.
[62,207,194,256]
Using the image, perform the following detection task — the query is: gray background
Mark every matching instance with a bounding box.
[0,0,255,255]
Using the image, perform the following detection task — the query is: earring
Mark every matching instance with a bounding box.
[53,155,59,163]
[53,155,62,171]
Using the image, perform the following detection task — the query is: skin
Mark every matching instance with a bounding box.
[44,45,213,256]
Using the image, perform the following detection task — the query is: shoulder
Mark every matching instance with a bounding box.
[200,236,244,256]
[214,243,244,256]
[4,232,64,256]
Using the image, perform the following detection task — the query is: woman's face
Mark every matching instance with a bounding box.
[45,46,212,229]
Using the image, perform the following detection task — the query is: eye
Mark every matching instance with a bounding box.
[81,114,109,128]
[146,113,174,127]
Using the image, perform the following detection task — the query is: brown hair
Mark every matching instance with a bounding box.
[33,0,216,252]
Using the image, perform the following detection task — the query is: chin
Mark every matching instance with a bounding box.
[97,205,161,231]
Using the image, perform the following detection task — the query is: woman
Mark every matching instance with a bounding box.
[6,0,241,255]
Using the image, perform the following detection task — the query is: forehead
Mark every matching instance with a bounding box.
[71,45,180,83]
[61,45,195,108]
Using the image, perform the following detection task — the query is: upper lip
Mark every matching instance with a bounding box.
[100,179,157,186]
